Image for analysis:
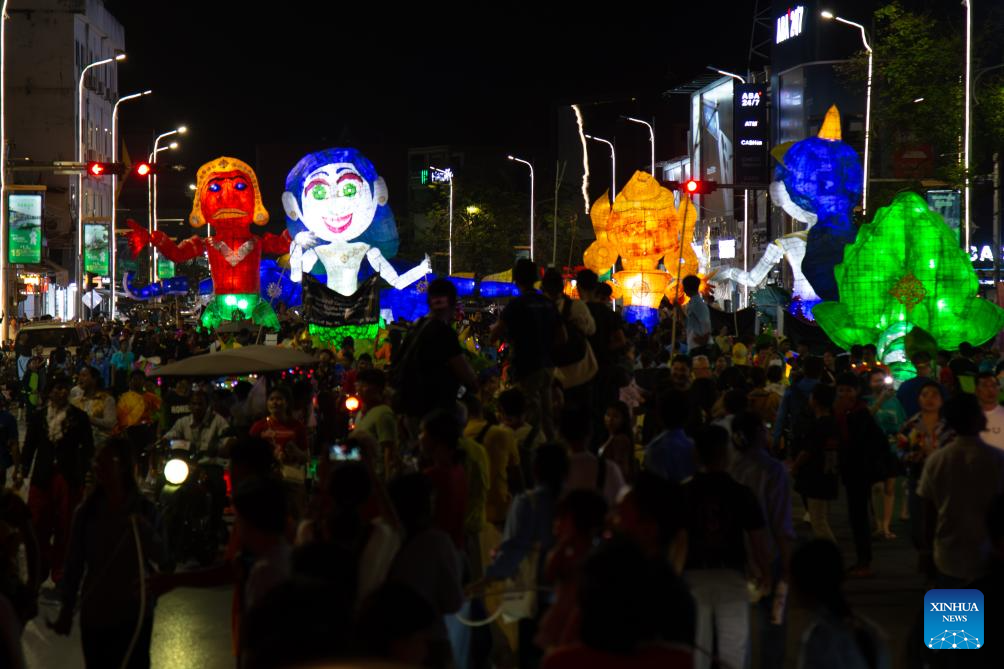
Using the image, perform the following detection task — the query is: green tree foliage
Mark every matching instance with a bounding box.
[837,1,1004,203]
[416,180,586,276]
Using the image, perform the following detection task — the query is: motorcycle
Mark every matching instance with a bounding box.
[154,439,228,571]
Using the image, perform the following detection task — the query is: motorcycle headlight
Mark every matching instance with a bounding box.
[164,458,189,486]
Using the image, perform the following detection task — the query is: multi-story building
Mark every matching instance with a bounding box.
[5,0,124,319]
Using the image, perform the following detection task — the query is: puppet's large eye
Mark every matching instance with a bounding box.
[208,183,221,193]
[310,184,328,201]
[341,183,357,198]
[235,181,248,191]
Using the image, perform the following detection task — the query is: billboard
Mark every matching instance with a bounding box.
[7,192,43,264]
[926,190,961,241]
[734,84,770,186]
[692,79,735,222]
[84,224,110,276]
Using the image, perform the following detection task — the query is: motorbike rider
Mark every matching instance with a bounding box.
[162,389,231,458]
[161,389,233,545]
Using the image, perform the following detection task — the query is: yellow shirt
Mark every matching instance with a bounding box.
[457,436,490,534]
[465,420,521,525]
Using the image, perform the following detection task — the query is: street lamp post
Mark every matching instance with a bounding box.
[0,0,10,335]
[821,10,873,218]
[585,135,617,203]
[110,89,151,319]
[963,0,972,251]
[148,126,185,282]
[78,53,125,321]
[623,116,656,177]
[430,166,454,275]
[508,156,535,261]
[585,135,617,292]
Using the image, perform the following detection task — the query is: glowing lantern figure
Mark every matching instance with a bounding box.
[582,171,698,329]
[284,148,430,297]
[128,157,290,330]
[713,105,863,307]
[813,192,1004,377]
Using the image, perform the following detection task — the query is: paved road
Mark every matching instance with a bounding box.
[779,491,926,669]
[20,491,926,669]
[23,586,233,669]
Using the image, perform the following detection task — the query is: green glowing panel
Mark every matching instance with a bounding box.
[814,192,1004,361]
[308,321,382,348]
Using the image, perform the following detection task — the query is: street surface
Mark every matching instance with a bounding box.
[17,490,925,668]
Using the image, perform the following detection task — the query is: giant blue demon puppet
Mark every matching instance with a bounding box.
[712,105,863,304]
[284,148,430,296]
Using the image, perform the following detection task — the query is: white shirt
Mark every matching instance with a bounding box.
[981,405,1004,451]
[685,294,711,351]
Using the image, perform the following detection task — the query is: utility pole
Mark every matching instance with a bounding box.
[995,152,1000,286]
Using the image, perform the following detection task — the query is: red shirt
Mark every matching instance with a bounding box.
[423,463,468,548]
[249,416,307,456]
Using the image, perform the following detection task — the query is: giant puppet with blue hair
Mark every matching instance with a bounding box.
[283,148,430,296]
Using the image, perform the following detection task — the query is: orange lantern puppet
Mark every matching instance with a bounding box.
[128,157,291,330]
[581,171,700,328]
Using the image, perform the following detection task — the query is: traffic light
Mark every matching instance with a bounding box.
[665,178,719,195]
[86,161,124,177]
[132,161,161,176]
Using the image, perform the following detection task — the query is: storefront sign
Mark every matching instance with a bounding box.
[83,223,110,276]
[734,83,770,186]
[157,256,176,279]
[7,192,43,264]
[776,5,805,44]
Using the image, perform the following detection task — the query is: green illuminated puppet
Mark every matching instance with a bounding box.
[813,192,1004,377]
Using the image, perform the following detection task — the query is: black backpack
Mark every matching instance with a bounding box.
[551,299,588,367]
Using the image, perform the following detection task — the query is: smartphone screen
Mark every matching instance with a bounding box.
[329,444,361,461]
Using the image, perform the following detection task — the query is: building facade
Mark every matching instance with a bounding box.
[6,0,124,319]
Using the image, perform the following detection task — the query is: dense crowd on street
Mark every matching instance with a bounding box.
[0,258,1002,668]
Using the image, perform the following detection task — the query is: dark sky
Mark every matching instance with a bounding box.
[103,5,760,222]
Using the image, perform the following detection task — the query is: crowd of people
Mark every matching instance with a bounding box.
[0,258,1002,668]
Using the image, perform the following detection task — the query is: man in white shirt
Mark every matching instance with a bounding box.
[162,390,231,458]
[976,372,1004,451]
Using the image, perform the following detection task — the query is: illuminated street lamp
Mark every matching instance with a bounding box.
[508,156,535,261]
[110,89,152,318]
[149,126,186,281]
[77,52,125,320]
[623,116,656,177]
[821,10,873,218]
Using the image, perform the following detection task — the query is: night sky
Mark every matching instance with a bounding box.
[102,5,759,227]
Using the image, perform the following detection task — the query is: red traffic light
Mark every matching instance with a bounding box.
[135,162,152,177]
[665,179,719,195]
[85,161,124,177]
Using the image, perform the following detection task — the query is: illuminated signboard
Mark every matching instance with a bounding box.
[733,83,770,186]
[7,192,43,264]
[776,5,805,43]
[719,239,736,259]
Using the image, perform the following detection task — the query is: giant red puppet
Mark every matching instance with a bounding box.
[129,156,290,329]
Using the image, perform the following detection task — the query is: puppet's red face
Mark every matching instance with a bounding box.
[200,170,256,231]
